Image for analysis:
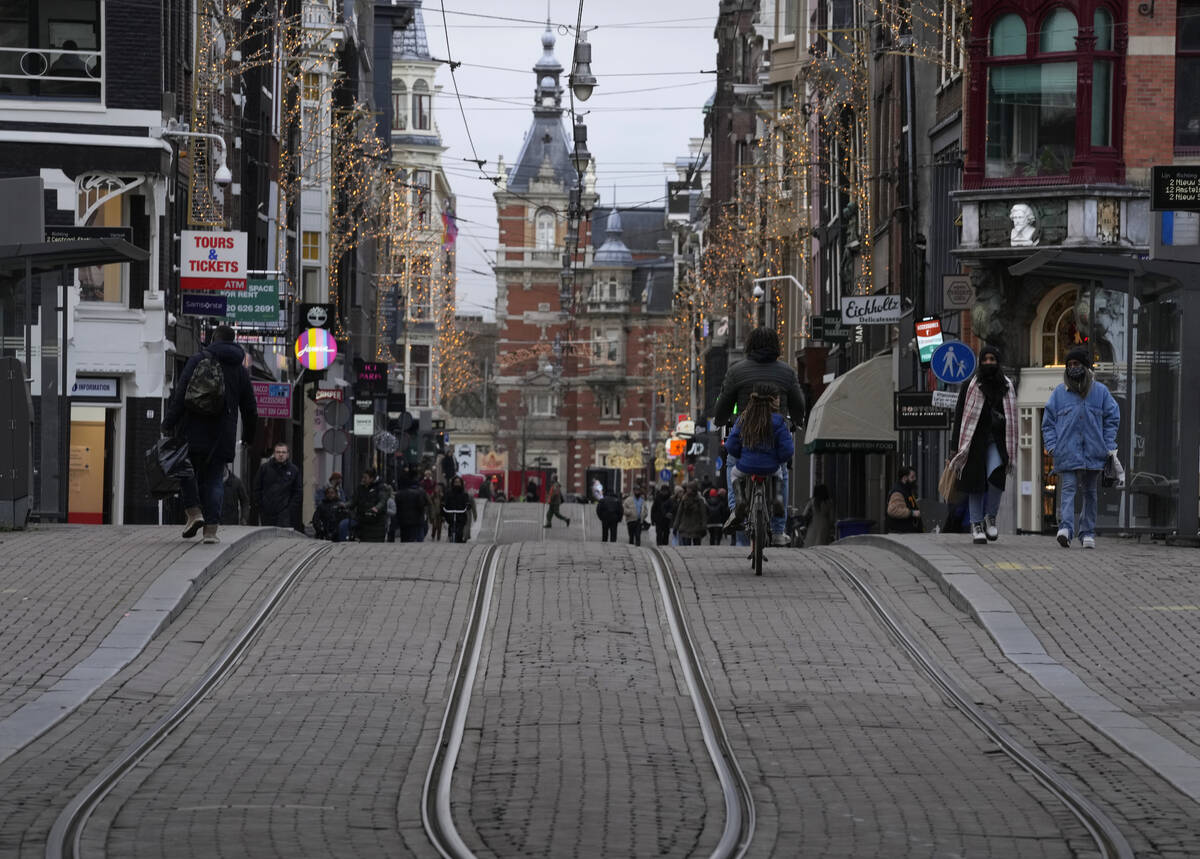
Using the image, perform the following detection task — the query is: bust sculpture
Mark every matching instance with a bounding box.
[1009,203,1039,247]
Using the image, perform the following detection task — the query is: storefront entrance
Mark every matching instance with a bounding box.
[68,405,115,524]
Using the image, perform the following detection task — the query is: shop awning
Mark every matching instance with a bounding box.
[0,238,148,275]
[803,354,898,454]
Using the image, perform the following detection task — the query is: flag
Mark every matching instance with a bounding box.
[441,208,458,250]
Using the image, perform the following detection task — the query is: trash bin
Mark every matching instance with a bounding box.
[835,518,875,540]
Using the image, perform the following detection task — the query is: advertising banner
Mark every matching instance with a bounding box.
[180,230,247,290]
[915,317,943,364]
[295,328,338,370]
[252,381,292,419]
[455,443,476,475]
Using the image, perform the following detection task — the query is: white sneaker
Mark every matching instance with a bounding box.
[971,522,987,545]
[771,532,790,547]
[984,515,999,541]
[1081,535,1095,549]
[1056,528,1071,548]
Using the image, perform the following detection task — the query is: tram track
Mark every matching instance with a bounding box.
[45,541,333,859]
[421,517,755,858]
[821,551,1134,859]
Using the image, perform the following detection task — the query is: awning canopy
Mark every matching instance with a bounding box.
[804,354,898,454]
[0,238,148,276]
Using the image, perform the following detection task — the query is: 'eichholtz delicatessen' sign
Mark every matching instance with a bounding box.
[841,294,901,325]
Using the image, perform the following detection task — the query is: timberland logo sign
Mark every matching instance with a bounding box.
[841,294,901,325]
[180,230,248,291]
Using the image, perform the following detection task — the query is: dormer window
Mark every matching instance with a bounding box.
[412,80,431,130]
[967,1,1125,186]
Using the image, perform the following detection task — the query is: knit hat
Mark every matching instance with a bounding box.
[1064,345,1092,367]
[979,345,1002,364]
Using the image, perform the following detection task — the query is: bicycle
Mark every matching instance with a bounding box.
[744,473,774,576]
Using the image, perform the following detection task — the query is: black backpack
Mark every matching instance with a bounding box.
[183,350,226,416]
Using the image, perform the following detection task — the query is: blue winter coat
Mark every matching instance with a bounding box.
[725,413,794,474]
[162,341,258,464]
[1041,379,1120,473]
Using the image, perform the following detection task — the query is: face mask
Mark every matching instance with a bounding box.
[1067,366,1086,380]
[979,363,999,378]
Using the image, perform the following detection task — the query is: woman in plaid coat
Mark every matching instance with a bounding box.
[948,346,1017,545]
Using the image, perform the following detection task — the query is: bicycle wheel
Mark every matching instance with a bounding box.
[751,487,766,576]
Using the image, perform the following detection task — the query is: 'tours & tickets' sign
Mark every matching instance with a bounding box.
[180,230,248,290]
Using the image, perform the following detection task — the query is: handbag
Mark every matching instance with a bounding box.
[145,434,194,498]
[937,459,960,502]
[1102,453,1125,488]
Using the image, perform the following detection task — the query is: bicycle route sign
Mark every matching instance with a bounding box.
[930,341,976,384]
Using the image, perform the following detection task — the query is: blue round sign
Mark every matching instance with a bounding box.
[931,341,977,384]
[659,469,673,482]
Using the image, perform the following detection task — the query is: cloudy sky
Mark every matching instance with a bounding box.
[419,1,720,318]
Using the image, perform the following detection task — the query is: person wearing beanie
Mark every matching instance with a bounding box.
[1041,345,1121,549]
[948,345,1018,545]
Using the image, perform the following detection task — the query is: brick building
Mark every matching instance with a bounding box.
[491,28,675,500]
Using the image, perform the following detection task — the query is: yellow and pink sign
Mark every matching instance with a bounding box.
[295,327,337,370]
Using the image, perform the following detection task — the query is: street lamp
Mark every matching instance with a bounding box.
[751,275,812,337]
[569,34,597,101]
[161,120,232,185]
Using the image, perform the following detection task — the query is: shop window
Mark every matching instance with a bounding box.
[78,194,124,303]
[1177,0,1200,150]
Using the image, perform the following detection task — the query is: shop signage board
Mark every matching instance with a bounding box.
[915,317,944,364]
[356,362,388,398]
[45,226,132,242]
[295,327,337,370]
[930,389,960,410]
[252,381,292,419]
[180,230,247,290]
[810,312,852,343]
[943,274,975,310]
[70,376,120,401]
[1150,166,1200,211]
[841,294,901,324]
[181,277,282,324]
[895,392,950,430]
[353,413,375,435]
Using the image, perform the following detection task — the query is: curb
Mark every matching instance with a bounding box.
[847,533,1200,803]
[0,526,298,764]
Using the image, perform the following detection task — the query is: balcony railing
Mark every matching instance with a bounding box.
[0,46,102,101]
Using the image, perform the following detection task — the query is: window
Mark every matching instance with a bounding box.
[410,344,430,407]
[391,80,407,131]
[599,392,621,419]
[1,1,102,100]
[593,328,621,364]
[302,231,321,261]
[938,0,964,87]
[1178,0,1200,149]
[412,80,431,130]
[529,392,556,416]
[1040,288,1080,365]
[780,0,797,39]
[409,255,432,320]
[78,194,124,302]
[535,209,555,249]
[413,170,431,227]
[971,2,1124,185]
[303,72,321,102]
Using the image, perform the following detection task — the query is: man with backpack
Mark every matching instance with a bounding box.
[162,325,257,544]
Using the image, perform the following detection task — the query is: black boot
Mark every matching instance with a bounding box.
[723,479,748,534]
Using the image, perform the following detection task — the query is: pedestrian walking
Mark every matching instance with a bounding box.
[428,484,445,540]
[351,468,393,543]
[393,467,431,543]
[544,480,571,528]
[801,484,835,547]
[622,486,648,545]
[651,484,674,546]
[884,466,922,534]
[254,442,304,531]
[161,325,257,544]
[704,489,726,545]
[595,488,622,542]
[443,475,474,543]
[220,466,250,526]
[1042,345,1121,549]
[948,345,1017,545]
[672,481,709,546]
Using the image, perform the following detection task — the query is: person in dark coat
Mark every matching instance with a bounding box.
[443,476,474,543]
[220,467,250,526]
[393,468,431,543]
[311,486,350,541]
[254,442,303,532]
[162,325,257,544]
[884,466,922,534]
[672,481,709,546]
[595,489,623,542]
[948,345,1017,545]
[704,489,726,545]
[650,484,674,546]
[351,468,393,542]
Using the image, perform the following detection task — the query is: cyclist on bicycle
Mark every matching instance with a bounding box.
[712,327,806,547]
[722,384,794,536]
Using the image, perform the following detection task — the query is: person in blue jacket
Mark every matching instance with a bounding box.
[1042,345,1121,549]
[722,383,795,543]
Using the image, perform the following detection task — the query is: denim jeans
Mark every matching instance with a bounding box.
[726,456,788,546]
[179,452,226,526]
[968,443,1004,524]
[1058,469,1100,539]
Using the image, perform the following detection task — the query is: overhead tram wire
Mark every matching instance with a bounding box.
[438,0,491,183]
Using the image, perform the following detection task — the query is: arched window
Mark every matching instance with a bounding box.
[535,210,555,249]
[412,80,431,130]
[1040,287,1080,365]
[970,2,1124,186]
[391,80,407,131]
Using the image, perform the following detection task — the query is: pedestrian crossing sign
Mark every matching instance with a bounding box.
[931,341,976,384]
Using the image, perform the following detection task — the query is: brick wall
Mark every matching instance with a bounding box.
[105,4,163,111]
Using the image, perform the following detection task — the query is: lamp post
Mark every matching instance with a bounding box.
[161,122,233,186]
[751,274,812,343]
